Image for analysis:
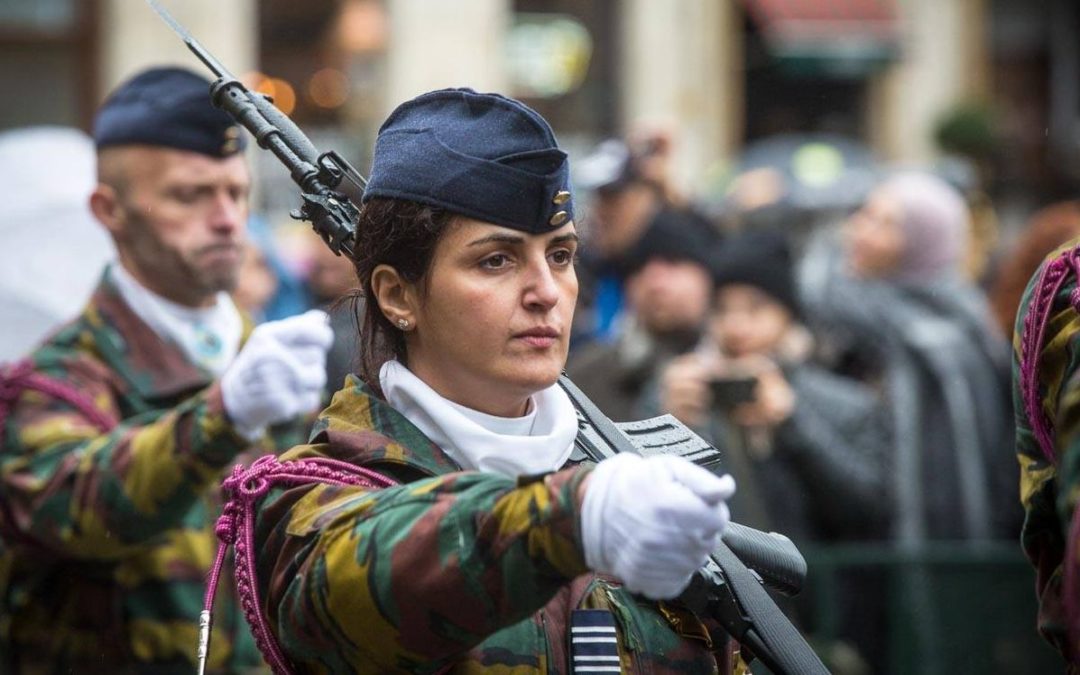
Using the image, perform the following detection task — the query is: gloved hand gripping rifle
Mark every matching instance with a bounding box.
[560,376,829,674]
[146,2,829,672]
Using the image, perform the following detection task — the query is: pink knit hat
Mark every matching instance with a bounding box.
[880,172,970,283]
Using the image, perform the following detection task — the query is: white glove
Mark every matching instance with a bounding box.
[581,453,735,600]
[221,309,334,441]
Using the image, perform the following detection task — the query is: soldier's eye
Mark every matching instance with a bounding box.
[480,254,510,270]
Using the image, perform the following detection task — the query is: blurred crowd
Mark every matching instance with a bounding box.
[563,130,1040,672]
[2,107,1076,673]
[569,127,1023,540]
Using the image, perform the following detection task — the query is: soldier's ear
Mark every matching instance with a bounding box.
[89,183,125,237]
[370,264,419,328]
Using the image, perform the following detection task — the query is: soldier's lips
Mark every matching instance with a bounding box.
[199,245,240,263]
[513,328,560,349]
[518,335,556,348]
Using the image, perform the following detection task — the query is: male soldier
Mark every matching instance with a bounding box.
[0,67,333,673]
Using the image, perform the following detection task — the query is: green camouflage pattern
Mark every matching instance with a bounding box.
[1013,239,1080,669]
[254,376,738,674]
[0,271,310,674]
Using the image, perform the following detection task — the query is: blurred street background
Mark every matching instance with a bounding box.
[1,1,1079,673]
[2,0,1077,230]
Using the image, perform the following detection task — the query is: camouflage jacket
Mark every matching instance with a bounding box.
[254,377,739,674]
[0,271,310,674]
[1014,239,1080,670]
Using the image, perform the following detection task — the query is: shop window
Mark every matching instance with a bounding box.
[0,0,97,131]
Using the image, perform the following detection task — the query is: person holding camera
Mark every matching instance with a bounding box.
[654,228,890,543]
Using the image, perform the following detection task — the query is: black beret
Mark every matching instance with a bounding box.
[712,228,801,318]
[621,207,721,278]
[363,88,573,234]
[93,66,246,158]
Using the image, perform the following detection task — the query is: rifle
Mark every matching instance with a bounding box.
[146,0,361,258]
[145,2,829,673]
[560,376,828,673]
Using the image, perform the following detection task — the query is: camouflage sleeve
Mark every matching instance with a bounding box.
[1050,346,1080,646]
[1012,259,1080,655]
[1056,370,1080,530]
[1,358,251,560]
[259,465,592,672]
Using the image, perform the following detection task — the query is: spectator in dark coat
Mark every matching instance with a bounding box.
[567,210,719,421]
[573,139,718,346]
[804,171,1018,542]
[648,228,891,543]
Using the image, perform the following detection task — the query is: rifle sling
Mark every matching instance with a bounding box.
[558,375,643,457]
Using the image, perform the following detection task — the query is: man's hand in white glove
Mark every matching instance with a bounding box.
[580,453,735,600]
[221,309,334,441]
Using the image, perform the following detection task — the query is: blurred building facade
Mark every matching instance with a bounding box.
[0,0,1076,211]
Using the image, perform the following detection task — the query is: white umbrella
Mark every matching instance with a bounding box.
[0,126,115,361]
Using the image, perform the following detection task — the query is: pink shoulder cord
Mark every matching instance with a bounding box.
[0,359,118,435]
[1020,245,1080,463]
[0,359,118,549]
[199,454,398,675]
[1017,244,1080,664]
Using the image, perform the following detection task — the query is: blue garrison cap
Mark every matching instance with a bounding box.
[363,88,574,234]
[93,66,246,158]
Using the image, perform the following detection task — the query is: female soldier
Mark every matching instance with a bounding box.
[209,88,740,673]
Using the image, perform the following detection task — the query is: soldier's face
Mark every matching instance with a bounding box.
[103,147,251,307]
[404,218,579,417]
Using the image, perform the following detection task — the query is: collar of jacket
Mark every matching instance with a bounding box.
[295,375,465,480]
[77,269,255,402]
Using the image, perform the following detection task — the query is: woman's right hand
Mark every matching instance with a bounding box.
[659,354,712,427]
[580,453,736,599]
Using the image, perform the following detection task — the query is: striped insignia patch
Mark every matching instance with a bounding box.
[570,608,621,673]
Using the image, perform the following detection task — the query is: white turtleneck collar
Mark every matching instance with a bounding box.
[109,262,242,376]
[379,359,579,477]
